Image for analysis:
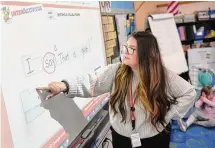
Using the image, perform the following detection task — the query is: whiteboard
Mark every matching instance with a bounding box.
[148,13,188,74]
[1,1,106,148]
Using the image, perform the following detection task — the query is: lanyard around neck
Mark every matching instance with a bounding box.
[129,80,136,130]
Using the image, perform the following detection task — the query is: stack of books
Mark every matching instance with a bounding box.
[184,14,195,22]
[174,14,184,23]
[197,11,210,21]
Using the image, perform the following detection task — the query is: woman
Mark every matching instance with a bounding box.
[44,31,196,148]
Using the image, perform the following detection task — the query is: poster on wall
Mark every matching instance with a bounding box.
[188,47,215,88]
[100,1,111,13]
[188,47,215,70]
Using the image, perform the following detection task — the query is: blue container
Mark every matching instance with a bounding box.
[209,9,215,19]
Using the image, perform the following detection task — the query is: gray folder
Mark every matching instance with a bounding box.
[37,90,89,145]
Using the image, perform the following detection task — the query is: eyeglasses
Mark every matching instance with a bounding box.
[122,45,135,55]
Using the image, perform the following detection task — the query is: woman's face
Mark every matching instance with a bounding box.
[122,36,139,69]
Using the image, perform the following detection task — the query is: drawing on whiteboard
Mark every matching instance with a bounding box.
[57,48,70,64]
[22,55,43,77]
[20,89,45,123]
[22,37,92,75]
[47,10,57,20]
[25,57,35,74]
[1,5,43,24]
[20,38,94,123]
[1,6,12,23]
[57,12,80,17]
[43,52,57,74]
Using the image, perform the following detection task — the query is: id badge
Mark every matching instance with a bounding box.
[130,131,141,147]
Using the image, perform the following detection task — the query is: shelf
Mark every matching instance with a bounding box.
[181,37,215,45]
[176,19,215,27]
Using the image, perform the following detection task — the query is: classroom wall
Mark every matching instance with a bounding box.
[134,1,158,31]
[110,1,134,14]
[134,1,215,30]
[111,1,134,10]
[101,1,134,14]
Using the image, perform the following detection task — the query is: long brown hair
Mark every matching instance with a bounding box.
[110,31,177,131]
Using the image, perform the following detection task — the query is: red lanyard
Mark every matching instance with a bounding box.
[129,80,136,121]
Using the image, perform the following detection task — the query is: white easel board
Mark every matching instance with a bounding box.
[148,13,188,74]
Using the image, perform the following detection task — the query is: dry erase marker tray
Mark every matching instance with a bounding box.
[70,109,109,148]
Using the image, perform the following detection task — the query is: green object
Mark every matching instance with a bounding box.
[198,71,212,87]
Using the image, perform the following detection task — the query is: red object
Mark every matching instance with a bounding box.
[167,1,179,15]
[129,80,136,121]
[41,128,68,148]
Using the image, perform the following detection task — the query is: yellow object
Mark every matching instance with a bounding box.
[102,16,114,25]
[210,30,215,37]
[108,31,116,40]
[106,48,114,57]
[105,39,116,49]
[108,24,114,32]
[126,20,130,27]
[107,57,112,64]
[129,14,134,21]
[205,30,215,38]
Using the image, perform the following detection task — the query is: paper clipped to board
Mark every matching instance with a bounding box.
[148,13,188,74]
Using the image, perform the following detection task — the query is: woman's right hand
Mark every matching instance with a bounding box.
[47,81,67,97]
